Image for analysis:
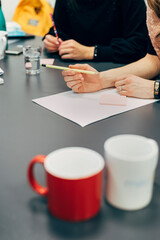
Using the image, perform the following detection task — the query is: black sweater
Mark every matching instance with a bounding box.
[47,0,149,63]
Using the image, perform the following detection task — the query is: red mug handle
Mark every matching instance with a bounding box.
[27,155,48,197]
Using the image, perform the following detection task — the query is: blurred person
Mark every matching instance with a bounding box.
[62,0,160,99]
[43,0,148,63]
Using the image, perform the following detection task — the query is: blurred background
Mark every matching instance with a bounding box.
[2,0,55,21]
[1,0,56,37]
[0,0,147,37]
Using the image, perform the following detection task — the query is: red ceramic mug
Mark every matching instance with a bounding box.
[27,147,104,222]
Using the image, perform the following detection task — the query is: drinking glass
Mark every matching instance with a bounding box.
[23,45,41,75]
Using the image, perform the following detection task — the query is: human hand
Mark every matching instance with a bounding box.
[43,34,62,52]
[115,75,154,99]
[62,64,102,93]
[59,40,94,60]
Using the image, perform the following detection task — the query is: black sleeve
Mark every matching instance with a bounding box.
[96,0,149,63]
[44,0,71,40]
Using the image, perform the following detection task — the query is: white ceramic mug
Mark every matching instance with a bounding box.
[104,134,159,210]
[0,31,7,60]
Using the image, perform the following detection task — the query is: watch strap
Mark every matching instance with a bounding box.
[94,45,98,60]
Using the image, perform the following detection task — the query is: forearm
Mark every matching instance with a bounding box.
[100,54,160,89]
[84,46,94,60]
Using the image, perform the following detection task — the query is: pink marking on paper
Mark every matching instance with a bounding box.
[40,59,55,65]
[99,94,127,106]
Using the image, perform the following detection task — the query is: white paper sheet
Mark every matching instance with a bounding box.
[33,89,158,127]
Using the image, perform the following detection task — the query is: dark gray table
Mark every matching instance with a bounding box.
[0,37,160,240]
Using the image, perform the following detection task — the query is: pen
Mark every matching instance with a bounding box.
[50,13,60,45]
[41,64,96,75]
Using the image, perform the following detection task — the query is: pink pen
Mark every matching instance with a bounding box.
[50,13,60,45]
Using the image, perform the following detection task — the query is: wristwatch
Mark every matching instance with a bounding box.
[154,80,160,99]
[94,45,98,60]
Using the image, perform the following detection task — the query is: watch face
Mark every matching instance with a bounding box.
[155,82,159,94]
[154,81,160,98]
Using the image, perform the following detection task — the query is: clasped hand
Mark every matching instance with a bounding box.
[62,65,154,99]
[43,35,94,60]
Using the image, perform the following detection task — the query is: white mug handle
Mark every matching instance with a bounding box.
[0,36,7,57]
[2,36,7,48]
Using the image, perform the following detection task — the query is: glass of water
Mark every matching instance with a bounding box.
[23,45,41,75]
